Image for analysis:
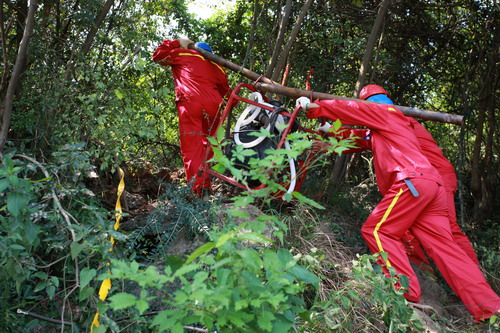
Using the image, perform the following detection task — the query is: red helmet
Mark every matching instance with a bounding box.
[359,84,390,100]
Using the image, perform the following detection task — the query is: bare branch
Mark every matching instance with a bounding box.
[17,309,71,326]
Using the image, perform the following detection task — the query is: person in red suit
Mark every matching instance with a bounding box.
[358,84,480,268]
[298,93,500,322]
[152,38,231,195]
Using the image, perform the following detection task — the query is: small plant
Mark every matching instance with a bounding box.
[0,147,115,331]
[307,253,424,333]
[106,227,320,332]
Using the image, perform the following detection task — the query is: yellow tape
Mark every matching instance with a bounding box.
[90,167,125,332]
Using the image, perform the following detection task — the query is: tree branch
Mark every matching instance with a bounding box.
[271,0,314,83]
[16,309,71,326]
[0,0,37,154]
[266,0,292,78]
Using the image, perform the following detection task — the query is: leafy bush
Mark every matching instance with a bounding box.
[106,227,320,332]
[305,253,424,333]
[0,146,115,331]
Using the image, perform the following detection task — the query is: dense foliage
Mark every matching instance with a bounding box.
[0,0,498,332]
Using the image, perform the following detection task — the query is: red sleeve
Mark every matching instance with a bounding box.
[151,39,181,65]
[309,99,405,130]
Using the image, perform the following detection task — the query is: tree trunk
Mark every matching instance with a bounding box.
[354,0,391,97]
[271,0,314,83]
[242,0,260,71]
[80,0,115,56]
[327,0,391,192]
[324,0,390,193]
[470,18,499,219]
[64,0,115,80]
[0,0,37,154]
[266,0,292,78]
[0,0,9,93]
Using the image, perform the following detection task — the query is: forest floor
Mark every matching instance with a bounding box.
[87,165,494,333]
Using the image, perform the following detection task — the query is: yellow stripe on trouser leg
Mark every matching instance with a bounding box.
[373,188,404,267]
[90,167,125,332]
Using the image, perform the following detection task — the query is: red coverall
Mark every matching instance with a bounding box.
[308,99,500,321]
[152,39,231,194]
[403,118,479,270]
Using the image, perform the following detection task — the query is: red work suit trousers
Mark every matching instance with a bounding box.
[405,185,480,271]
[177,99,222,194]
[361,178,500,322]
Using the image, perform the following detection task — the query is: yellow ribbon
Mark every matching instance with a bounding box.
[90,167,125,332]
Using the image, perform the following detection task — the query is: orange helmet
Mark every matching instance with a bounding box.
[359,84,390,100]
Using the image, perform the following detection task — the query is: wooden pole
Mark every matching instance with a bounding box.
[189,45,464,125]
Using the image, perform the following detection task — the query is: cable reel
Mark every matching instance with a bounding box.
[231,92,297,193]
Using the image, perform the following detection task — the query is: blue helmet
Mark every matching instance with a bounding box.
[195,42,213,53]
[366,94,394,105]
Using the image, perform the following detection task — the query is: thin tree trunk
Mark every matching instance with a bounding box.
[328,0,391,191]
[0,0,9,92]
[470,19,499,219]
[63,0,115,80]
[0,0,37,154]
[266,0,292,78]
[354,0,391,97]
[242,0,259,71]
[271,0,314,83]
[80,0,115,56]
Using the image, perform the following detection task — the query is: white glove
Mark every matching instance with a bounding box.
[179,37,194,49]
[296,96,311,109]
[317,122,332,133]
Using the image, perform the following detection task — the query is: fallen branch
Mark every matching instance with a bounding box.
[16,309,71,326]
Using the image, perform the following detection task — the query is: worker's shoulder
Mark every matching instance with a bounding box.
[176,49,206,60]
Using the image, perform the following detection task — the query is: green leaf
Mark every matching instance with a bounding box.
[114,89,124,99]
[238,232,272,244]
[333,119,342,131]
[24,222,39,244]
[230,209,250,219]
[70,242,85,259]
[271,313,294,333]
[47,285,56,300]
[173,263,200,278]
[108,292,137,310]
[291,191,325,209]
[232,195,255,208]
[80,268,96,289]
[257,310,275,332]
[0,179,9,192]
[34,282,47,292]
[50,276,59,288]
[7,191,31,216]
[185,242,215,264]
[79,286,95,301]
[216,233,232,248]
[33,271,48,280]
[9,244,25,250]
[136,299,149,314]
[289,265,320,284]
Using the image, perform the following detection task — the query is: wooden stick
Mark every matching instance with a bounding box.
[189,44,464,125]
